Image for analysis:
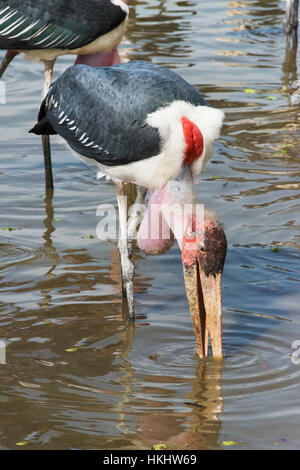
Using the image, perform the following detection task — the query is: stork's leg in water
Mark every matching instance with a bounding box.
[116,182,134,319]
[41,59,56,192]
[127,186,147,258]
[0,51,19,78]
[116,181,136,318]
[115,182,147,318]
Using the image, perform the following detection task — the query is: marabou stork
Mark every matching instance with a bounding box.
[0,0,129,189]
[30,61,226,358]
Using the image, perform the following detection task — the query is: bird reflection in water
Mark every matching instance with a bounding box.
[134,360,223,450]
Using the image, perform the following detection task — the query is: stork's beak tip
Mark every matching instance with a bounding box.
[183,262,223,359]
[182,219,226,359]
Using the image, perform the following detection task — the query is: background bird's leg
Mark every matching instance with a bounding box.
[284,0,299,47]
[41,59,56,193]
[41,59,55,101]
[0,50,19,79]
[116,181,136,319]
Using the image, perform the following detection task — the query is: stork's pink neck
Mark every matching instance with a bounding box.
[137,112,205,256]
[75,49,121,67]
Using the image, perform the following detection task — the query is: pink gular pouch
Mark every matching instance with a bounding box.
[137,165,202,257]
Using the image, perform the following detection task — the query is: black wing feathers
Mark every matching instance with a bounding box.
[0,0,126,51]
[30,61,208,167]
[30,94,56,135]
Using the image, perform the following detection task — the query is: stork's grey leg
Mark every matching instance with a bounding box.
[116,181,135,318]
[115,183,147,319]
[127,187,148,258]
[0,51,19,79]
[41,59,56,101]
[41,59,56,192]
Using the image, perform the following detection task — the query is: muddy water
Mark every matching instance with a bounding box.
[0,0,300,450]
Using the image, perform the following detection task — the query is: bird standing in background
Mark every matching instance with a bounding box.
[0,0,129,190]
[30,60,226,358]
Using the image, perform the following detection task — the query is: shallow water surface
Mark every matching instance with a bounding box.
[0,0,300,450]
